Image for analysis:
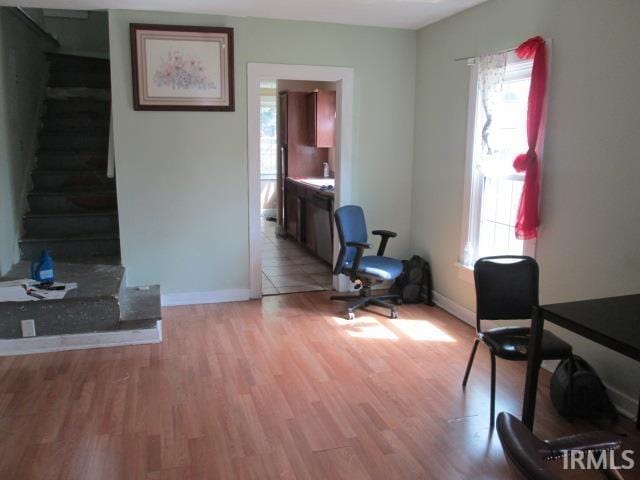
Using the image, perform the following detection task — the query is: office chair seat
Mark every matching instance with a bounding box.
[481,326,572,361]
[345,256,404,281]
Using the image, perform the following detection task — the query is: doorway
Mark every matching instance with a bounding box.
[247,64,354,299]
[260,80,336,295]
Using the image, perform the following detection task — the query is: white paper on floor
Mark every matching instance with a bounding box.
[0,279,78,302]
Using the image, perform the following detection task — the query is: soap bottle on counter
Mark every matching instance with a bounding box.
[323,162,330,178]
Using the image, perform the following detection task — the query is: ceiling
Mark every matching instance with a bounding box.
[2,0,487,29]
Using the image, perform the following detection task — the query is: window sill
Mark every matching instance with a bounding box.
[455,262,474,285]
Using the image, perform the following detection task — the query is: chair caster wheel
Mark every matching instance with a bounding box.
[347,312,355,320]
[390,310,398,319]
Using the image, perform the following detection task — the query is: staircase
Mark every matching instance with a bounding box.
[0,54,162,355]
[19,53,119,261]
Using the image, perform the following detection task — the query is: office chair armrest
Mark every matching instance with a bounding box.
[543,431,622,460]
[346,241,371,282]
[372,230,397,256]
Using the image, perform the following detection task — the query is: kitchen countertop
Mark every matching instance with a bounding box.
[286,177,335,197]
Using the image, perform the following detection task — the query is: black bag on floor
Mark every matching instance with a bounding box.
[550,355,618,420]
[390,255,434,305]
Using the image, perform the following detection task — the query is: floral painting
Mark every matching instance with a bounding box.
[153,50,217,91]
[130,24,234,111]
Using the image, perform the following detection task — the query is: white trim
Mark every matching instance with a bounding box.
[161,289,250,306]
[432,290,477,328]
[0,321,162,356]
[247,63,354,298]
[603,382,638,421]
[433,290,638,420]
[459,61,479,266]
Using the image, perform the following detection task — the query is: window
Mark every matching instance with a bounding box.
[260,81,277,178]
[461,52,534,269]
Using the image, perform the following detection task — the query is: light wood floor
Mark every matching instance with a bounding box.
[1,292,638,479]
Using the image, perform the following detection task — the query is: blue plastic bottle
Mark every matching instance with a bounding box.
[31,250,55,284]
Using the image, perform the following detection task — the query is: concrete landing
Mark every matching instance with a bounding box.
[0,261,162,351]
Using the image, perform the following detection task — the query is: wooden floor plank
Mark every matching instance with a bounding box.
[0,291,638,479]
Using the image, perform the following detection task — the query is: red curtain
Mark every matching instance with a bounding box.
[513,36,547,240]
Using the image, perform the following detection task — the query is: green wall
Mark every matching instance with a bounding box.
[43,11,109,57]
[411,0,640,406]
[108,10,417,294]
[0,9,51,274]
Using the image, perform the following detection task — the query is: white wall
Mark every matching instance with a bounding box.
[0,9,51,274]
[411,0,640,407]
[108,10,416,295]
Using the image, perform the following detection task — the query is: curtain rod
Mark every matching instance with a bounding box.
[454,46,516,63]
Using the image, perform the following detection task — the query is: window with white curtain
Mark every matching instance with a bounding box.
[461,51,534,268]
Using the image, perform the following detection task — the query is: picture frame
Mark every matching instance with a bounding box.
[130,24,234,111]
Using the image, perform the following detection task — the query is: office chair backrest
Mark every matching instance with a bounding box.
[496,412,559,480]
[474,256,539,329]
[334,205,368,274]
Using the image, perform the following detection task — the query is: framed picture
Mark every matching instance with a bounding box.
[130,24,234,111]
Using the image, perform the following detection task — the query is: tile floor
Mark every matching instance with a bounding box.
[261,219,333,295]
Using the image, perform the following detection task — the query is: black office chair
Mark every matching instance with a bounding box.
[497,412,623,480]
[462,256,575,426]
[331,205,404,320]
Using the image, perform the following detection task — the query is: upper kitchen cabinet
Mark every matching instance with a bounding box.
[307,90,336,148]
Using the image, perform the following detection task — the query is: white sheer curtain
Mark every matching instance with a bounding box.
[476,52,507,165]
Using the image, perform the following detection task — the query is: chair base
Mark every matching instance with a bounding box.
[331,285,399,320]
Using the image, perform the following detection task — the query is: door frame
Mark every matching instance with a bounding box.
[247,63,354,298]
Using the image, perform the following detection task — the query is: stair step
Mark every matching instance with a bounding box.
[23,211,119,237]
[47,53,110,73]
[41,115,109,134]
[0,261,124,338]
[28,190,117,214]
[39,134,108,152]
[31,170,114,192]
[119,285,162,326]
[36,151,107,171]
[49,71,110,89]
[19,234,120,260]
[45,98,109,116]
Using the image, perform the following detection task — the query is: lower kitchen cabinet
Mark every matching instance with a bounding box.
[284,179,333,264]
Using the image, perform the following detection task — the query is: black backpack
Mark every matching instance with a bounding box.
[550,355,618,420]
[390,255,435,305]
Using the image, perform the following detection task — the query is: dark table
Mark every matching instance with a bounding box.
[522,294,640,429]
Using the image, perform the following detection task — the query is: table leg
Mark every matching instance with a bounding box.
[522,306,545,429]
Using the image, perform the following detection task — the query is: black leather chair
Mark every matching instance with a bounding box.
[462,256,574,426]
[331,205,404,320]
[497,412,623,480]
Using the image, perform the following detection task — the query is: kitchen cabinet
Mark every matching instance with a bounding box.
[307,90,336,148]
[278,91,330,233]
[284,178,333,264]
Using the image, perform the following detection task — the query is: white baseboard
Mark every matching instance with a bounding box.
[0,321,162,356]
[432,290,476,327]
[161,289,251,306]
[432,290,638,421]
